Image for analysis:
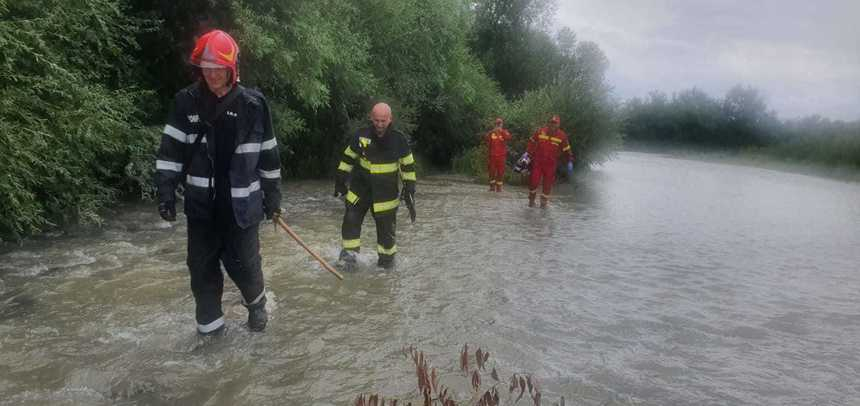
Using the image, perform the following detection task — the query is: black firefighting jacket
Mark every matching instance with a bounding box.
[336,126,416,214]
[155,82,281,229]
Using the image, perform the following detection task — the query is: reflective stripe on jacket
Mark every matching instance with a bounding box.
[336,127,415,214]
[526,126,573,166]
[485,128,512,157]
[155,82,281,228]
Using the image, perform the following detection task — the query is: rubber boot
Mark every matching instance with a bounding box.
[339,249,358,272]
[377,255,395,270]
[496,183,502,192]
[540,196,548,208]
[528,193,536,207]
[489,183,495,192]
[244,295,268,332]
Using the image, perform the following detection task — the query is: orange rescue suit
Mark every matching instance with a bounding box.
[526,127,573,196]
[485,128,512,189]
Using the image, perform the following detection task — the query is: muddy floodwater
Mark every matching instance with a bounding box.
[1,151,859,405]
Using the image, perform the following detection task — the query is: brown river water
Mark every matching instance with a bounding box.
[1,151,859,405]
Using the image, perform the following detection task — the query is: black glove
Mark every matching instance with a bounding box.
[401,184,416,223]
[158,201,176,222]
[400,184,415,201]
[265,206,284,221]
[334,180,347,198]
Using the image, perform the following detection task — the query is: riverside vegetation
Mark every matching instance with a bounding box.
[0,0,619,241]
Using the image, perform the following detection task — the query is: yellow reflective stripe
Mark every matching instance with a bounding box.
[373,198,399,213]
[358,158,399,174]
[338,161,353,172]
[377,244,397,255]
[550,137,562,144]
[346,191,359,204]
[370,162,399,174]
[343,239,361,249]
[562,146,571,152]
[401,171,416,181]
[344,146,358,159]
[399,153,415,165]
[538,134,549,140]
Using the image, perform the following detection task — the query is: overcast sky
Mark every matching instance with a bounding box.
[554,0,860,121]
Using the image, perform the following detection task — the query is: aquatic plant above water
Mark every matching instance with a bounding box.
[354,344,565,406]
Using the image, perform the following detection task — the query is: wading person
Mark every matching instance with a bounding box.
[334,103,416,270]
[484,117,512,192]
[155,30,282,335]
[526,115,573,208]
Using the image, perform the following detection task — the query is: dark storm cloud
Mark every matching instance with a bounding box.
[556,0,859,120]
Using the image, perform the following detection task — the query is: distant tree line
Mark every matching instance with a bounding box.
[621,86,860,168]
[0,0,620,240]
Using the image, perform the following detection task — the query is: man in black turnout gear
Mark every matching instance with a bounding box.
[334,102,416,269]
[155,30,282,336]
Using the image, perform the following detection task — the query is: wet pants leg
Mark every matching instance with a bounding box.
[341,190,371,253]
[373,209,397,264]
[220,223,264,307]
[541,162,557,202]
[528,163,543,204]
[489,156,505,190]
[187,220,265,333]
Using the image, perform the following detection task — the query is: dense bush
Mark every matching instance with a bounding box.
[0,0,154,239]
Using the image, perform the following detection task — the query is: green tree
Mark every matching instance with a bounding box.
[0,0,154,240]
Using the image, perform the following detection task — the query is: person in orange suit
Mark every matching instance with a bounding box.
[526,115,573,207]
[483,117,512,192]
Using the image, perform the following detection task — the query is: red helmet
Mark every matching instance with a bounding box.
[190,30,239,84]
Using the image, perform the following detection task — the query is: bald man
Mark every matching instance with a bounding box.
[334,103,417,269]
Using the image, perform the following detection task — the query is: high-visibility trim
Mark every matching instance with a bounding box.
[346,191,359,204]
[231,180,261,198]
[342,238,361,249]
[538,134,549,141]
[156,160,183,172]
[562,145,571,152]
[338,161,354,172]
[243,290,266,306]
[235,142,261,154]
[186,175,210,188]
[401,171,416,181]
[550,137,562,144]
[541,193,550,198]
[163,125,187,143]
[261,138,277,150]
[344,146,358,159]
[359,158,372,170]
[377,244,398,255]
[258,168,281,179]
[187,134,205,144]
[370,162,399,174]
[373,198,399,213]
[399,153,415,165]
[197,316,224,333]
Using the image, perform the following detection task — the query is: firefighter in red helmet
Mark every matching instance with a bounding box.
[155,30,282,336]
[483,117,512,192]
[526,115,573,208]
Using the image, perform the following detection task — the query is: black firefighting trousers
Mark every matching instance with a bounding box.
[341,195,397,262]
[186,219,265,332]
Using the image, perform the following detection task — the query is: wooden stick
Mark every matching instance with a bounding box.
[275,217,344,280]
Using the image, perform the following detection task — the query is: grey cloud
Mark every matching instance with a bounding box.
[556,0,860,120]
